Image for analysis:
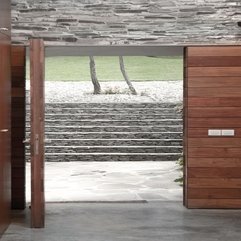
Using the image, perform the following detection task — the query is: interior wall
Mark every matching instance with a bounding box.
[0,0,12,236]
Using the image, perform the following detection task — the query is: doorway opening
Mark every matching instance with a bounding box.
[25,46,184,203]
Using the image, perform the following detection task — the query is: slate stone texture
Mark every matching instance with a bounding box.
[11,0,241,45]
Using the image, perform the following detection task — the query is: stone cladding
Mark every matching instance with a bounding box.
[11,0,241,45]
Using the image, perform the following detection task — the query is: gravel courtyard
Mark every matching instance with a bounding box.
[26,80,183,103]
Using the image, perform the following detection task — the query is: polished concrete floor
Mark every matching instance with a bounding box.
[2,202,241,241]
[3,162,240,241]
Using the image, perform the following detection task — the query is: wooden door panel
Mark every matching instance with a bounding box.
[30,39,45,228]
[11,46,26,210]
[185,46,241,208]
[0,38,11,235]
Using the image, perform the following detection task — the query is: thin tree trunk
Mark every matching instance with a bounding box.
[89,56,101,94]
[119,56,137,95]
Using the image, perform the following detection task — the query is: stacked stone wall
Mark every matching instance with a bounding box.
[11,0,241,45]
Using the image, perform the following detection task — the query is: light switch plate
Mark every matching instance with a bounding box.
[222,129,235,136]
[208,129,221,136]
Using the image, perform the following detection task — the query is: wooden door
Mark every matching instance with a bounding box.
[0,0,12,235]
[11,46,26,210]
[0,42,11,236]
[184,46,241,208]
[30,39,45,228]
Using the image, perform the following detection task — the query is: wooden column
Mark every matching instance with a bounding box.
[0,41,11,237]
[185,46,241,208]
[11,46,26,210]
[30,39,45,228]
[0,0,12,236]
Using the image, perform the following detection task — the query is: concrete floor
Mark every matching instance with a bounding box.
[26,162,182,202]
[3,162,240,241]
[2,202,241,241]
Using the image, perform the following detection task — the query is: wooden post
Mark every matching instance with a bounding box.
[30,39,45,228]
[11,46,26,210]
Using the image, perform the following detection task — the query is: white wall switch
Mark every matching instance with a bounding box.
[208,129,221,136]
[221,129,235,136]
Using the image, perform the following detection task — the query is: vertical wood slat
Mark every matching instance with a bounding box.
[30,39,45,228]
[11,46,26,210]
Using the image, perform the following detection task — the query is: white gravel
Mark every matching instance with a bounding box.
[26,80,183,103]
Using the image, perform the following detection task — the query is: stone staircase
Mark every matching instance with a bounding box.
[26,102,183,162]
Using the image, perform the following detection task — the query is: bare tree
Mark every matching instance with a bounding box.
[89,56,101,94]
[119,56,137,95]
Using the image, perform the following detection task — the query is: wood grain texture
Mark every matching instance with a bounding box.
[188,138,241,147]
[11,46,26,210]
[188,97,241,107]
[188,47,241,56]
[189,167,241,178]
[188,77,241,88]
[188,67,241,77]
[188,107,241,118]
[188,188,241,199]
[30,39,45,228]
[0,0,11,235]
[188,128,241,138]
[185,46,241,209]
[188,87,241,97]
[188,147,241,158]
[188,158,241,168]
[188,178,241,189]
[187,56,241,67]
[188,118,241,128]
[188,199,241,209]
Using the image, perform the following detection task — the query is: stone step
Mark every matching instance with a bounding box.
[26,107,180,115]
[25,153,182,162]
[26,131,183,139]
[38,119,182,126]
[26,145,183,153]
[25,102,183,162]
[42,138,183,146]
[26,113,182,120]
[45,108,179,115]
[26,125,183,132]
[28,102,181,109]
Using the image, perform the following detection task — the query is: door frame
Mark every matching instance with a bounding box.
[27,42,187,228]
[30,39,45,228]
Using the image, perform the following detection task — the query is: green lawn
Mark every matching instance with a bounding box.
[26,56,183,81]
